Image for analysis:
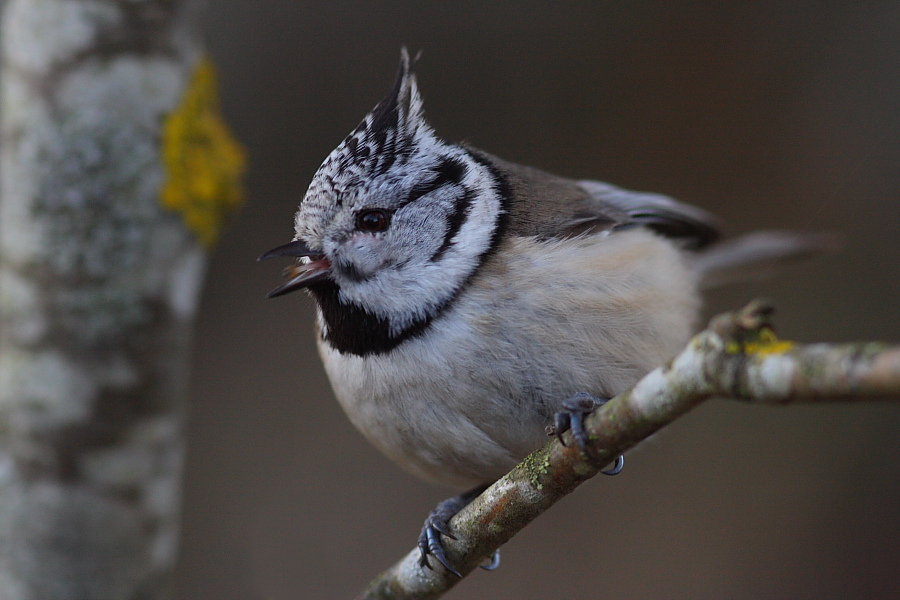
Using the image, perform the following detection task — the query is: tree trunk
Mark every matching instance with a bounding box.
[0,1,236,598]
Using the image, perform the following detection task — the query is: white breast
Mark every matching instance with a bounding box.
[318,229,700,489]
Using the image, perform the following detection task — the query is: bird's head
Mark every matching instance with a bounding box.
[260,50,508,355]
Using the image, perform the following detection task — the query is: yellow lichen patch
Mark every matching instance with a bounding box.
[741,339,796,356]
[726,328,796,356]
[160,57,246,247]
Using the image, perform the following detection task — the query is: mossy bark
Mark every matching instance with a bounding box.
[358,302,900,600]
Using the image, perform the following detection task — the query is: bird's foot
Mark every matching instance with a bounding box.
[548,392,624,476]
[417,484,489,576]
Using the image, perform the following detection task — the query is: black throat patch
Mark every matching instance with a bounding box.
[309,280,434,356]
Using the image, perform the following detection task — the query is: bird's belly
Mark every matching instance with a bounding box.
[318,230,700,489]
[319,333,549,489]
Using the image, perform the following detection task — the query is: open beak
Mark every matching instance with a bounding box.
[258,240,332,298]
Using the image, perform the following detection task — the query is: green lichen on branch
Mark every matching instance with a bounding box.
[518,442,553,490]
[357,300,900,600]
[160,57,246,248]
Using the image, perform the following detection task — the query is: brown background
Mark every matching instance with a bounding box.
[177,2,900,599]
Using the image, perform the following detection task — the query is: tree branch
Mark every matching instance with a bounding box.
[357,299,900,600]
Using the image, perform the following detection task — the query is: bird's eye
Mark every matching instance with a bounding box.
[356,209,391,233]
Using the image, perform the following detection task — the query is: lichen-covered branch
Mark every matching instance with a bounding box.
[358,300,900,600]
[0,1,243,598]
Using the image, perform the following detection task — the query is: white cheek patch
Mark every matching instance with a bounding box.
[335,156,504,335]
[336,239,389,282]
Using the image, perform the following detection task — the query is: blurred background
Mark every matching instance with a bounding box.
[178,2,900,598]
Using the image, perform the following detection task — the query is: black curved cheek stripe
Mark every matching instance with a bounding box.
[464,148,512,259]
[430,186,476,262]
[401,157,468,208]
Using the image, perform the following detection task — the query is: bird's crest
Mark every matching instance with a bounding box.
[298,49,437,238]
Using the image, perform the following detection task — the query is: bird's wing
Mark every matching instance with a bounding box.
[575,179,721,249]
[477,148,720,248]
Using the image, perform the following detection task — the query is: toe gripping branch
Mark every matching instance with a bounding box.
[417,391,623,577]
[549,392,624,476]
[418,484,499,577]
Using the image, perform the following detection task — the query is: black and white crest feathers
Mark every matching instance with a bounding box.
[362,48,426,175]
[295,50,438,245]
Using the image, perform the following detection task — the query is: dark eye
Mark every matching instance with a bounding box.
[356,209,391,233]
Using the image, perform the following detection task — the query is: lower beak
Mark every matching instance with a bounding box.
[259,240,332,298]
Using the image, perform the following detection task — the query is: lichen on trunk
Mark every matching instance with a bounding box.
[0,1,238,598]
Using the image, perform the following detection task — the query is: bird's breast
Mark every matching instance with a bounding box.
[316,228,701,488]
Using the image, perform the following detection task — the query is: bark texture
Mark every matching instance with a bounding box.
[0,1,209,598]
[358,300,900,600]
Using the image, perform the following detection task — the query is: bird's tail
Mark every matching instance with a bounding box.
[693,231,839,289]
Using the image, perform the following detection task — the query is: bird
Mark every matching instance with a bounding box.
[260,49,824,575]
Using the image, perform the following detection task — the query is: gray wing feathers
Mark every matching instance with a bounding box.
[480,151,829,282]
[483,149,720,246]
[576,180,835,283]
[577,180,721,249]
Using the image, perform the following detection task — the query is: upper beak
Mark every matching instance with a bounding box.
[258,239,332,298]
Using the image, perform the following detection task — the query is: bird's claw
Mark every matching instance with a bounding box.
[603,454,624,476]
[551,392,596,448]
[417,485,488,577]
[549,392,625,475]
[480,549,501,571]
[418,518,461,577]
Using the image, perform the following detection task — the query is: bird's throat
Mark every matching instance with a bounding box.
[309,281,435,356]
